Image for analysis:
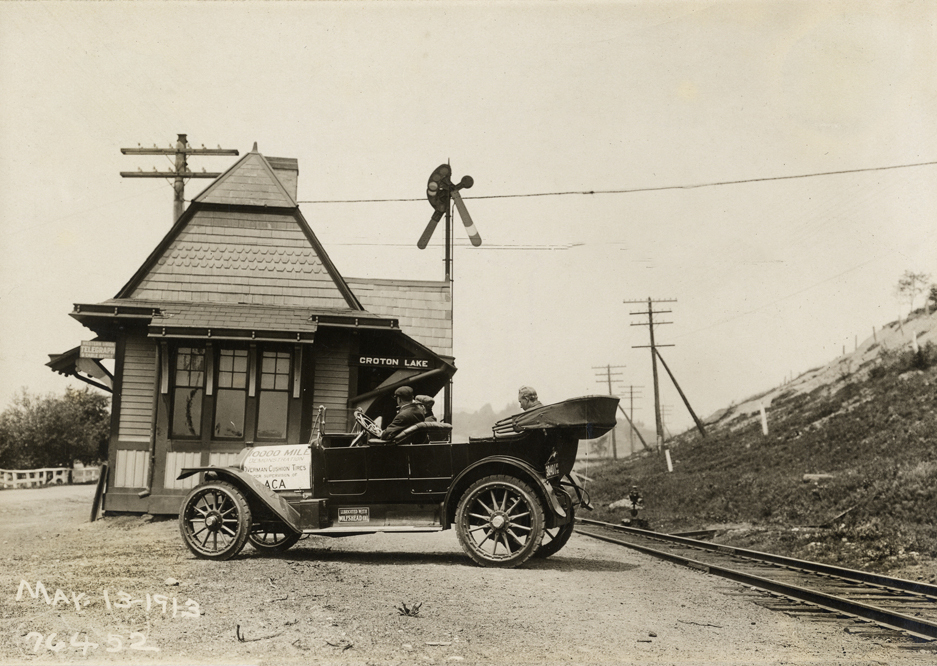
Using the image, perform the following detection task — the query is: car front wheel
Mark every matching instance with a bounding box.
[179,481,252,560]
[455,474,545,568]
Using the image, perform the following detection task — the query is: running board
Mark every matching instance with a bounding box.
[302,526,446,535]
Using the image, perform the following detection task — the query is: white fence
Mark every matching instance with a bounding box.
[0,463,101,490]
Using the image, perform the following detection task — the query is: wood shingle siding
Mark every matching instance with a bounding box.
[117,336,156,442]
[131,212,349,309]
[193,152,296,208]
[347,278,452,355]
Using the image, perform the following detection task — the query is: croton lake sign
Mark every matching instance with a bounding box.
[357,356,431,369]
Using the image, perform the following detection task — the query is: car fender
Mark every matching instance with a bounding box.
[444,456,566,521]
[178,467,302,532]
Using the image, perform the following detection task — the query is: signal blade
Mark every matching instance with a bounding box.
[451,190,482,247]
[418,210,444,249]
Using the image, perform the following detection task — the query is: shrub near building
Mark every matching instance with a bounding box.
[0,387,110,470]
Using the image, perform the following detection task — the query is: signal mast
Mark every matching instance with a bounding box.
[417,164,483,421]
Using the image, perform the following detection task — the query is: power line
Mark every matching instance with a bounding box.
[296,159,937,205]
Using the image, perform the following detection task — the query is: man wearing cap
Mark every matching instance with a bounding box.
[415,395,437,422]
[380,386,425,442]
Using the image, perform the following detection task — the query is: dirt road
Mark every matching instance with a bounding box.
[1,484,935,665]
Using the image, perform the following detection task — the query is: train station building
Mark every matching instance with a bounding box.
[47,147,455,514]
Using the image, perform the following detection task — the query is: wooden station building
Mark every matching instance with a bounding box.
[48,147,455,514]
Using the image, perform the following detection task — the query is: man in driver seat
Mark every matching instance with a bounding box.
[381,386,424,442]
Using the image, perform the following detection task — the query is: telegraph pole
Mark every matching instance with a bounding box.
[626,298,675,452]
[120,134,239,222]
[593,364,625,458]
[627,297,708,468]
[620,385,644,454]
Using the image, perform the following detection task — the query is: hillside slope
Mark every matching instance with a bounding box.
[585,310,937,576]
[711,309,937,425]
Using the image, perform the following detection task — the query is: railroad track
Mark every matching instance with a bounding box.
[576,518,937,645]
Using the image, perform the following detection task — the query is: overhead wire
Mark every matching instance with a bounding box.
[663,168,920,301]
[297,159,937,205]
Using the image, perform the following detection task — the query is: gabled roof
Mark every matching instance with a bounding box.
[193,149,296,207]
[115,149,363,311]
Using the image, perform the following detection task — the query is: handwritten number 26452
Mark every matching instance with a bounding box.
[25,631,158,654]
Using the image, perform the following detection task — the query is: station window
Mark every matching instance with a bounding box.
[213,348,248,439]
[256,348,291,440]
[171,347,205,438]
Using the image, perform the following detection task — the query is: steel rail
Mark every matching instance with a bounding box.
[575,524,937,641]
[579,518,937,599]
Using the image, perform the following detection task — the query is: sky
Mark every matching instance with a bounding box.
[1,1,935,436]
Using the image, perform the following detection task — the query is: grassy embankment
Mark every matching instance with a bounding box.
[584,343,937,576]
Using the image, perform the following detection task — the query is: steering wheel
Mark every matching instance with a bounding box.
[354,409,383,439]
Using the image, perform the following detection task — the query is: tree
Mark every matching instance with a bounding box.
[0,387,110,469]
[895,270,932,319]
[929,284,937,313]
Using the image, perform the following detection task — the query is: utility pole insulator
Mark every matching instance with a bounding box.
[120,133,239,223]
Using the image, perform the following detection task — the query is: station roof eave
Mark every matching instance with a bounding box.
[68,299,399,344]
[65,299,455,381]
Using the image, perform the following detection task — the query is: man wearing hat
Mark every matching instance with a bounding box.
[380,386,425,442]
[415,395,437,422]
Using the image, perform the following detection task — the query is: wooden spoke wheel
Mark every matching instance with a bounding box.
[178,482,252,560]
[249,522,301,553]
[535,489,575,559]
[456,475,544,568]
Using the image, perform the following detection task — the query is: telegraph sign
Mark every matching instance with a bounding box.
[80,341,116,359]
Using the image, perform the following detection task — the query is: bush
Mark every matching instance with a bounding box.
[0,387,110,469]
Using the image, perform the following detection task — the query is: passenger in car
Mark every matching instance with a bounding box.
[518,386,543,411]
[415,395,437,422]
[381,386,425,442]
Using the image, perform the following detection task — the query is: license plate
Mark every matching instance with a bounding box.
[338,508,370,523]
[545,462,559,478]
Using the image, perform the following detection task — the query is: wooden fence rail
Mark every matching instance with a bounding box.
[0,464,101,490]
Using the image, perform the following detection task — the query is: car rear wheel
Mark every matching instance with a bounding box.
[179,481,252,560]
[249,522,301,552]
[455,475,544,568]
[535,490,575,558]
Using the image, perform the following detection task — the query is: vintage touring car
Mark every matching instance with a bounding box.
[177,395,618,568]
